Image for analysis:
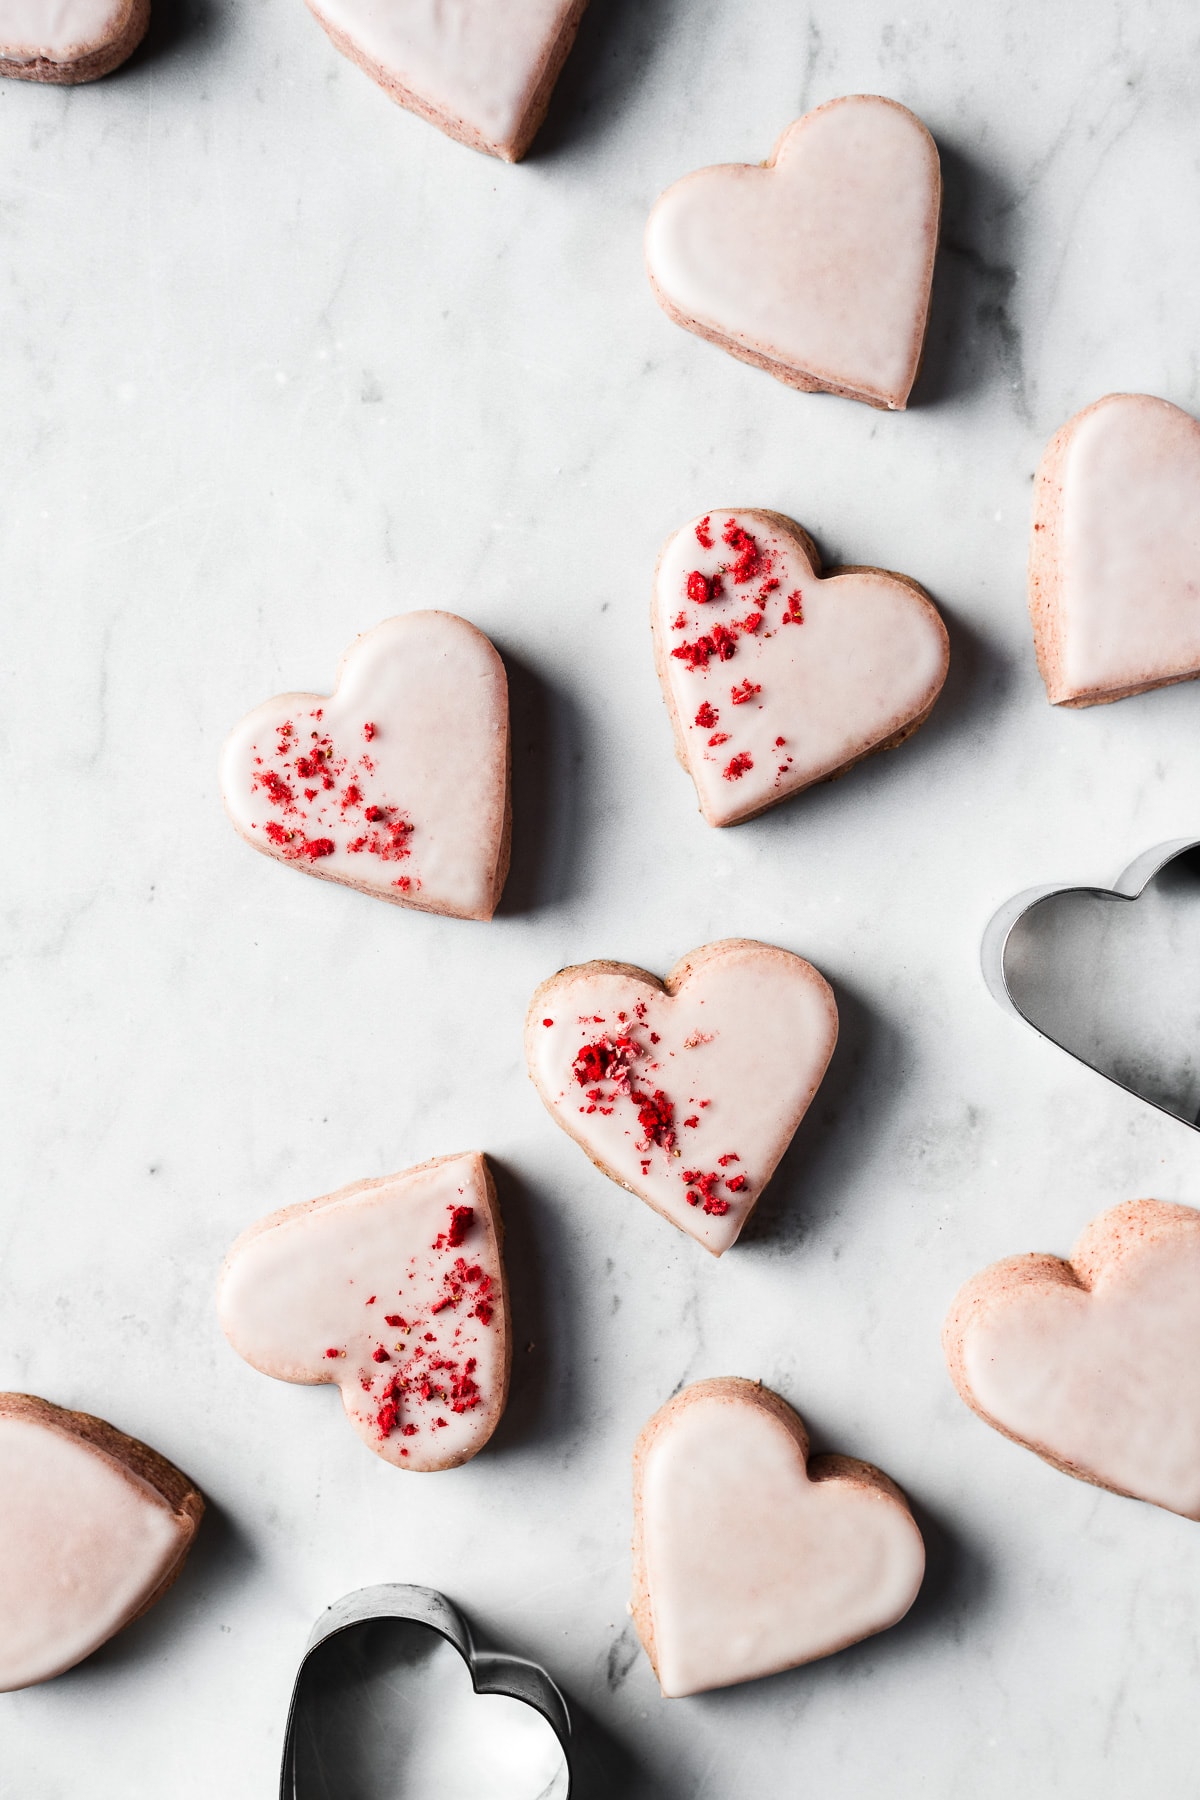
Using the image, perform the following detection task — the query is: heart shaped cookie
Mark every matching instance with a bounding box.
[220,611,510,921]
[218,1152,510,1472]
[653,510,949,827]
[525,939,838,1255]
[945,1200,1200,1517]
[645,96,941,409]
[0,1394,203,1691]
[1029,393,1200,706]
[0,0,149,82]
[632,1379,925,1697]
[305,0,589,161]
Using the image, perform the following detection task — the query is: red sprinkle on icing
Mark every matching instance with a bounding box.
[434,1206,475,1251]
[542,1018,554,1027]
[252,719,415,876]
[695,701,718,729]
[635,1088,676,1151]
[708,732,730,747]
[724,752,753,781]
[695,515,714,550]
[783,590,804,624]
[687,571,712,604]
[723,520,761,585]
[730,680,761,706]
[325,1347,340,1358]
[264,822,336,861]
[672,634,716,671]
[363,722,376,740]
[372,1346,391,1363]
[681,1169,732,1216]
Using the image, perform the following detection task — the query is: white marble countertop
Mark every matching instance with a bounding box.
[3,0,1200,1793]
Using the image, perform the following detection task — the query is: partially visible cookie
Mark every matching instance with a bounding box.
[220,611,511,921]
[645,96,941,409]
[632,1379,925,1697]
[944,1199,1200,1516]
[0,0,149,82]
[305,0,589,161]
[1029,393,1200,706]
[653,508,949,826]
[526,939,837,1255]
[0,1394,203,1692]
[218,1151,511,1472]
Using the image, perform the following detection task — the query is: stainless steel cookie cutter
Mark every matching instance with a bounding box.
[280,1583,572,1799]
[982,837,1200,1131]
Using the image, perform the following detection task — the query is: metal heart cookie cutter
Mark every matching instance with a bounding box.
[280,1583,572,1799]
[982,837,1200,1130]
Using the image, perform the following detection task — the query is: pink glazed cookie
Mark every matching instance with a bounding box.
[944,1200,1200,1517]
[0,1395,203,1692]
[218,1152,510,1472]
[0,0,149,80]
[220,611,510,921]
[305,0,589,161]
[1029,393,1200,705]
[654,510,949,827]
[526,940,838,1255]
[645,96,941,409]
[632,1380,925,1697]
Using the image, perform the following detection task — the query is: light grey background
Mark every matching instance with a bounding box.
[3,1,1200,1794]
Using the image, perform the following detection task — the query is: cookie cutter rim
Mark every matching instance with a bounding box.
[279,1582,573,1800]
[981,836,1200,1132]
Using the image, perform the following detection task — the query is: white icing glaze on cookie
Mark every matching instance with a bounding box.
[645,96,941,409]
[0,0,137,65]
[1029,394,1200,706]
[526,940,837,1255]
[632,1380,925,1697]
[0,0,128,60]
[945,1200,1200,1517]
[220,612,510,922]
[653,510,949,827]
[0,1399,200,1692]
[305,0,587,162]
[218,1152,510,1472]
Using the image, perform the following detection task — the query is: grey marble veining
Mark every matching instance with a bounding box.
[2,0,1200,1794]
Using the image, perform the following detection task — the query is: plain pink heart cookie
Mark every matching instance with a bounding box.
[220,611,510,921]
[1029,393,1200,706]
[645,96,941,409]
[0,0,149,81]
[218,1152,510,1472]
[944,1200,1200,1517]
[653,510,949,827]
[0,1395,203,1692]
[632,1379,925,1697]
[525,940,838,1256]
[306,0,589,162]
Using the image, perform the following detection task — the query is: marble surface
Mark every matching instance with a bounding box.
[2,0,1200,1793]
